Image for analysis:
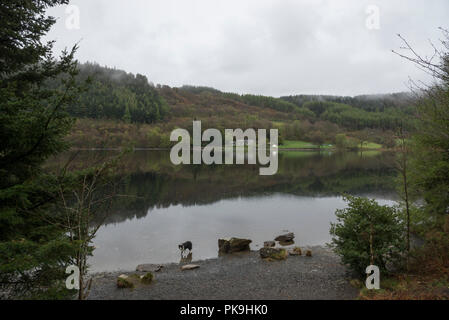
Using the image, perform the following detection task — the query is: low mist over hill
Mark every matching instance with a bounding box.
[64,63,416,149]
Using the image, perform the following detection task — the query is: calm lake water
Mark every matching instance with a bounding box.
[51,150,398,272]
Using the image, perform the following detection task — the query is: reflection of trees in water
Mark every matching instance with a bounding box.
[89,151,397,225]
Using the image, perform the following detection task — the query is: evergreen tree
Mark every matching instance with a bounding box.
[0,0,81,298]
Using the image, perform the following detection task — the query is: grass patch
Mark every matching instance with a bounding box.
[359,274,449,300]
[280,140,316,148]
[362,142,382,149]
[280,140,332,149]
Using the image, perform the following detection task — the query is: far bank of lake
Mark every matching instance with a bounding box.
[47,150,398,272]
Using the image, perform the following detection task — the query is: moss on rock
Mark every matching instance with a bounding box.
[117,275,134,289]
[260,247,288,260]
[140,272,154,284]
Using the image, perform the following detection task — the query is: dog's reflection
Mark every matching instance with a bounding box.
[179,251,192,264]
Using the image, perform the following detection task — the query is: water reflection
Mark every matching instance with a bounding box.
[90,194,395,271]
[48,150,398,272]
[180,252,193,265]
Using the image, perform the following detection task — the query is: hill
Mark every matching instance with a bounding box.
[65,63,416,149]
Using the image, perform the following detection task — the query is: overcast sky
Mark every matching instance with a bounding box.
[46,0,449,97]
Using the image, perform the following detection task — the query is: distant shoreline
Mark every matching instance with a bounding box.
[68,147,387,152]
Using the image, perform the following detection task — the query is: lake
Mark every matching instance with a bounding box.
[50,150,398,272]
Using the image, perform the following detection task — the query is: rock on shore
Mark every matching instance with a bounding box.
[259,247,288,260]
[275,232,295,242]
[218,238,252,253]
[88,247,358,300]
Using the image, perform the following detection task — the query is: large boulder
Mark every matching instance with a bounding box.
[136,264,163,273]
[264,241,276,248]
[279,240,295,246]
[275,232,295,242]
[259,247,288,260]
[218,238,252,253]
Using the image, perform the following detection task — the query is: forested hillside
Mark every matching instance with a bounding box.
[65,63,169,123]
[66,63,416,149]
[281,93,415,130]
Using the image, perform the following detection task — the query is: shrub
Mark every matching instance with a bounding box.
[330,196,405,276]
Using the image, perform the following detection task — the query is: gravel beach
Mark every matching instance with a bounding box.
[88,246,358,300]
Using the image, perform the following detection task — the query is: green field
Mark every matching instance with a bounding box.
[361,142,382,149]
[278,139,381,150]
[279,140,332,149]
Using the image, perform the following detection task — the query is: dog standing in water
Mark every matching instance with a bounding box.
[178,241,192,254]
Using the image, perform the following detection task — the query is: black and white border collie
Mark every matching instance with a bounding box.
[178,241,192,253]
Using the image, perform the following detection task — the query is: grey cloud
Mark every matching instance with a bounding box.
[46,0,449,96]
